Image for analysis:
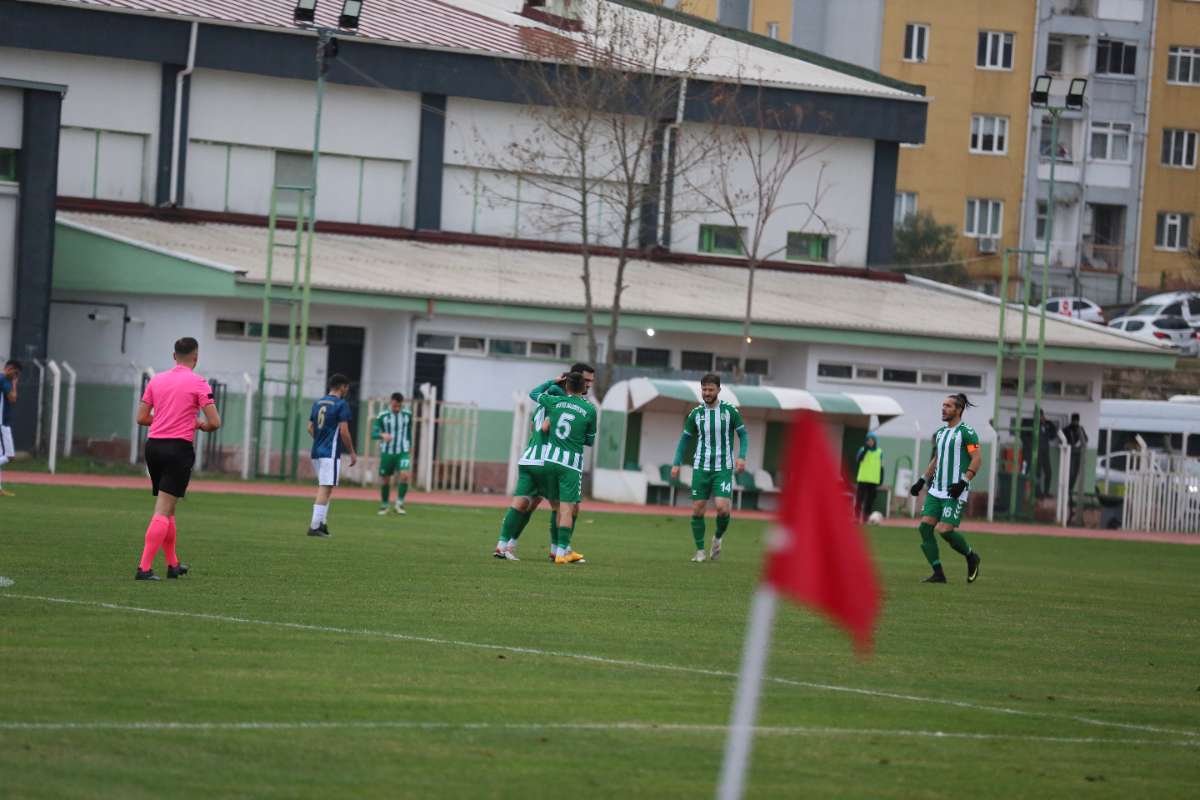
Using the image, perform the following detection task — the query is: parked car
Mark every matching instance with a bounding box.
[1108,314,1200,356]
[1120,291,1200,326]
[1043,296,1105,324]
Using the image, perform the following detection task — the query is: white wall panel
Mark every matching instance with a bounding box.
[0,88,21,148]
[0,190,16,359]
[359,159,406,227]
[96,131,146,203]
[188,69,420,161]
[56,128,96,198]
[226,146,273,216]
[184,142,228,212]
[315,154,360,223]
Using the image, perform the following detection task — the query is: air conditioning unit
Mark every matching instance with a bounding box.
[978,237,999,254]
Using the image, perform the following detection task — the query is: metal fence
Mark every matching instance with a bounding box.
[1122,447,1200,533]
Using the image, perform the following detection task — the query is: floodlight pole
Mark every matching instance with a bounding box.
[1027,107,1062,515]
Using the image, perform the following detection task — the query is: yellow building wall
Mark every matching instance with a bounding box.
[751,0,792,41]
[1140,0,1200,291]
[880,1,1036,280]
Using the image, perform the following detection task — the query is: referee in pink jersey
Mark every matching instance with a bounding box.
[133,337,221,581]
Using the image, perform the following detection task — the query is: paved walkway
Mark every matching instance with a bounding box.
[5,471,1198,546]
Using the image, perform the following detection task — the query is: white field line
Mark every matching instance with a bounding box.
[0,719,1197,748]
[3,592,1197,741]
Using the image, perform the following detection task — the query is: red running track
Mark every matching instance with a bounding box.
[4,471,1198,546]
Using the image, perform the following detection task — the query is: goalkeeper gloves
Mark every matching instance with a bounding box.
[949,480,968,499]
[909,477,925,497]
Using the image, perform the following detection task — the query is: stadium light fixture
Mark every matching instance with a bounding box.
[646,328,656,337]
[1030,74,1051,108]
[339,0,363,29]
[1066,78,1087,110]
[294,0,317,23]
[745,337,753,344]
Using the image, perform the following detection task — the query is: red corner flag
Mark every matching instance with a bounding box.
[763,411,882,652]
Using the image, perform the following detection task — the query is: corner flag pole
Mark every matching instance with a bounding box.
[716,583,779,800]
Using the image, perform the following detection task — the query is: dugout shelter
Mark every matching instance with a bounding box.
[590,377,904,507]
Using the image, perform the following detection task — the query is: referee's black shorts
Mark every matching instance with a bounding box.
[145,438,196,498]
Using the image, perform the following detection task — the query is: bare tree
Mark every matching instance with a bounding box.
[679,79,841,381]
[455,1,712,394]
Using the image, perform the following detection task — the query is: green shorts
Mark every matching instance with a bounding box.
[513,464,545,499]
[922,494,966,527]
[379,453,411,476]
[691,468,734,501]
[543,462,583,504]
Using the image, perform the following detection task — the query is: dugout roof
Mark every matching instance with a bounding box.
[602,377,904,426]
[54,212,1175,370]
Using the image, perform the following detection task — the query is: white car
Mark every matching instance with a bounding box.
[1043,296,1105,324]
[1108,314,1199,356]
[1120,291,1200,326]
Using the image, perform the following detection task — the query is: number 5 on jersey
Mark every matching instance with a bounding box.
[555,412,576,440]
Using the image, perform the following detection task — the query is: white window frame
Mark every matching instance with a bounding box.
[1163,128,1199,169]
[970,114,1009,155]
[1090,121,1133,163]
[894,191,918,225]
[766,21,780,40]
[1096,39,1137,76]
[1035,200,1049,242]
[1156,212,1192,251]
[817,360,984,392]
[964,198,1004,238]
[904,23,930,63]
[1167,45,1200,85]
[977,30,1014,70]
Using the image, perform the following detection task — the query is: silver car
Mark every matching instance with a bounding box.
[1108,314,1199,356]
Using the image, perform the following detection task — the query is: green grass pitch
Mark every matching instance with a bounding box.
[1,484,1198,798]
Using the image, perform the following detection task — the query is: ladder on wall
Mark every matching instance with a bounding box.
[253,184,317,480]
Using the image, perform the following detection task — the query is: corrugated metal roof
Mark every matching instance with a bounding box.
[35,0,925,100]
[59,212,1158,356]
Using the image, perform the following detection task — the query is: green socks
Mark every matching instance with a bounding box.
[918,521,941,567]
[380,483,390,505]
[549,514,559,550]
[691,515,706,550]
[715,513,730,540]
[396,482,409,503]
[940,529,972,558]
[499,508,532,543]
[558,524,574,550]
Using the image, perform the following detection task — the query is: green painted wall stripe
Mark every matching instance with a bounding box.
[596,410,626,470]
[55,226,240,296]
[730,385,781,409]
[651,380,699,403]
[810,392,862,416]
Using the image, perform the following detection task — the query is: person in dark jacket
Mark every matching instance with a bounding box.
[854,432,885,523]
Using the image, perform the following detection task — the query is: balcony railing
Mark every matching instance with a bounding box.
[1050,0,1093,16]
[1081,241,1123,272]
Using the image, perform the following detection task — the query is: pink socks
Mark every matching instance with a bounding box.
[163,517,179,567]
[138,514,171,572]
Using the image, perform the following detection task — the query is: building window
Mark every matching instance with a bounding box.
[635,347,670,368]
[855,366,879,381]
[920,370,944,385]
[240,322,324,343]
[614,349,633,366]
[682,351,713,372]
[817,362,853,380]
[1036,200,1049,241]
[766,21,780,40]
[1039,115,1072,161]
[904,23,929,62]
[977,30,1014,70]
[457,336,485,352]
[698,224,745,255]
[883,368,918,384]
[1090,122,1132,162]
[489,339,528,357]
[894,191,918,225]
[1167,45,1200,85]
[745,358,770,376]
[1162,129,1199,168]
[215,319,246,337]
[786,232,831,262]
[1156,212,1192,251]
[948,373,984,390]
[1095,40,1137,76]
[530,341,558,357]
[964,198,1003,238]
[1046,35,1065,73]
[970,115,1009,154]
[0,148,16,181]
[416,333,455,351]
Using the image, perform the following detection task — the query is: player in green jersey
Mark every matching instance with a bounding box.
[494,363,594,561]
[909,392,983,583]
[538,371,597,564]
[670,373,749,562]
[371,392,413,516]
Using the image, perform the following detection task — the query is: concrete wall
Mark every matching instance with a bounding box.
[0,47,160,204]
[791,0,885,70]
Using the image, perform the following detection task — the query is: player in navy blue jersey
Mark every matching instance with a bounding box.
[306,374,357,538]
